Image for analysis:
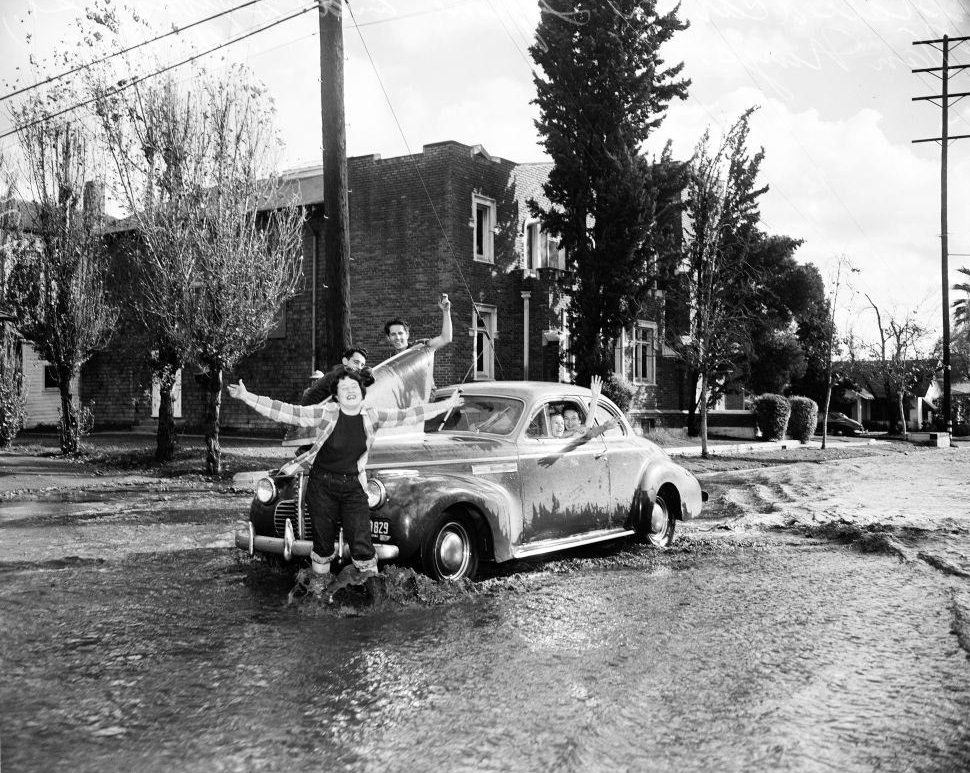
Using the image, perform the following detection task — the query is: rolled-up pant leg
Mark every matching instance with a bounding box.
[339,478,376,571]
[306,472,376,573]
[305,473,338,574]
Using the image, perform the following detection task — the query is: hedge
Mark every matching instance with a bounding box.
[753,393,790,441]
[787,396,819,443]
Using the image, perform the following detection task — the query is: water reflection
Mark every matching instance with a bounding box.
[2,539,970,772]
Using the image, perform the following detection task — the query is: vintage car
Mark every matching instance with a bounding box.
[235,378,707,581]
[815,411,866,436]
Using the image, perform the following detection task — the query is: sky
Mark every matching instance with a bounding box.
[2,0,970,348]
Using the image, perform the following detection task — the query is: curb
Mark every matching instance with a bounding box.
[664,437,884,457]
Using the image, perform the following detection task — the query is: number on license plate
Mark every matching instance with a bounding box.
[371,520,390,539]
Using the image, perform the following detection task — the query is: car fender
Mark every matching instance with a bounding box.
[636,458,705,521]
[376,471,520,563]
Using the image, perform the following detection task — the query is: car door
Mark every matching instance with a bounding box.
[516,399,613,544]
[589,402,647,528]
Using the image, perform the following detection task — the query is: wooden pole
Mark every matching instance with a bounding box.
[940,36,952,433]
[319,0,352,363]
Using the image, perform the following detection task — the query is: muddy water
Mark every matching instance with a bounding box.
[2,533,970,773]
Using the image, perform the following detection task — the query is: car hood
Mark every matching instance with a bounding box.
[366,432,514,469]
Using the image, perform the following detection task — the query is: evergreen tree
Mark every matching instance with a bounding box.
[529,0,689,384]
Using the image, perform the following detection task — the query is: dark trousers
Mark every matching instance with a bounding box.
[305,470,374,563]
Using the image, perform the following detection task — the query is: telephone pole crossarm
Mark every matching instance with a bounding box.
[913,90,970,101]
[913,35,970,46]
[913,63,970,74]
[913,133,970,143]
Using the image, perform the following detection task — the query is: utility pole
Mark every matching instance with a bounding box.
[913,33,970,436]
[319,0,353,365]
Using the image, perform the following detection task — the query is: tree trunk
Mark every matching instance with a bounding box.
[821,375,833,450]
[686,367,700,436]
[57,369,79,454]
[699,371,709,458]
[203,369,223,475]
[897,391,908,440]
[155,378,177,464]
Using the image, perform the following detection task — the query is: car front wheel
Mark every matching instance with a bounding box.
[421,512,479,581]
[639,492,676,548]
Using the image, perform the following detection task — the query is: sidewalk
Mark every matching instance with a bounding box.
[0,454,161,495]
[663,436,885,457]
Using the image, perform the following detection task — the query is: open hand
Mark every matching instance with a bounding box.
[227,380,248,400]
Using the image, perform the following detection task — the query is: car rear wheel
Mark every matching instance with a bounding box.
[639,492,676,548]
[421,513,479,581]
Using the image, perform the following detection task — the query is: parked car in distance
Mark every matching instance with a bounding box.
[816,411,865,436]
[236,381,708,581]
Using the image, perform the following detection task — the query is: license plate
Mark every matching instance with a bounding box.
[370,519,391,541]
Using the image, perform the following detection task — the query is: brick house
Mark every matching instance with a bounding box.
[82,140,691,435]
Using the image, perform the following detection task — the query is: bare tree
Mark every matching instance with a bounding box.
[669,110,766,457]
[4,108,116,453]
[0,151,29,447]
[817,257,857,449]
[95,70,304,473]
[854,295,933,440]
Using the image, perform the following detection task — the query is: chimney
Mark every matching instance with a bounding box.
[82,180,105,230]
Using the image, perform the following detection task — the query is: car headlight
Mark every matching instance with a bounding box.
[254,477,277,504]
[366,478,387,510]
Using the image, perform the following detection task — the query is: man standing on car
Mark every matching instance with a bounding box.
[384,294,453,354]
[302,347,368,406]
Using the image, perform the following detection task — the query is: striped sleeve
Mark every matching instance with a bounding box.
[373,401,450,429]
[241,393,328,427]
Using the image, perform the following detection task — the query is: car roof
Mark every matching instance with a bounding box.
[437,380,593,401]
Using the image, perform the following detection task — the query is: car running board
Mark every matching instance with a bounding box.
[513,528,636,559]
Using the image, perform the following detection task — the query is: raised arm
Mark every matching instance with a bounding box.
[578,375,618,439]
[374,391,463,429]
[228,380,328,427]
[584,375,604,431]
[426,293,453,352]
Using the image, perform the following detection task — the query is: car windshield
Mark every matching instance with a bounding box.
[424,396,524,436]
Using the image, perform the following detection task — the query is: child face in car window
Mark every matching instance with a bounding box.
[550,413,565,438]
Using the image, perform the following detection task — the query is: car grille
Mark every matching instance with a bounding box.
[272,499,315,541]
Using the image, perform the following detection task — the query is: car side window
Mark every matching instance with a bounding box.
[593,403,625,438]
[526,409,547,438]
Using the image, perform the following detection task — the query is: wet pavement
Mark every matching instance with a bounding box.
[1,448,970,772]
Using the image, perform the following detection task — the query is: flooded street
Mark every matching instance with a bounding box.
[2,448,970,772]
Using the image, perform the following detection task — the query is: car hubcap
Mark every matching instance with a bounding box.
[437,523,470,577]
[650,500,668,535]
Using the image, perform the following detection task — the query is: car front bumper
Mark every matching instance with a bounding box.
[235,522,400,562]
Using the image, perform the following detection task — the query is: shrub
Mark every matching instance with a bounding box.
[0,364,28,448]
[787,396,819,442]
[602,372,636,413]
[953,422,970,438]
[753,393,790,441]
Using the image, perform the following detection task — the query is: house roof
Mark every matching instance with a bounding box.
[104,140,549,232]
[3,196,117,233]
[1,199,42,232]
[837,358,941,399]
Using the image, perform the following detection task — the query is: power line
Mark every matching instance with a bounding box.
[0,4,317,143]
[845,0,970,130]
[349,0,479,29]
[345,0,507,378]
[0,0,269,104]
[707,15,878,254]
